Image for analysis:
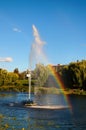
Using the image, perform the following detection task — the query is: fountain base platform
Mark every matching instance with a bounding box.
[21,100,69,110]
[25,105,69,109]
[22,99,34,106]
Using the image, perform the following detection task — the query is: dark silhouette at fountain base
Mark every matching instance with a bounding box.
[22,99,34,106]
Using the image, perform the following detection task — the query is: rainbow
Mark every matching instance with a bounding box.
[48,65,72,110]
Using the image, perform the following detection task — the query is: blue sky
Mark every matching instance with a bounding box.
[0,0,86,72]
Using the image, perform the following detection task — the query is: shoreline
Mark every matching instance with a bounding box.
[63,89,86,96]
[0,86,86,96]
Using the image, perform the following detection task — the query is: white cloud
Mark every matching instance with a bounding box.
[0,57,13,62]
[13,27,21,33]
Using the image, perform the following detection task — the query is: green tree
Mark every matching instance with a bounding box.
[61,60,86,90]
[33,63,49,87]
[4,72,19,86]
[61,65,72,88]
[19,71,27,80]
[0,69,8,86]
[14,68,19,75]
[80,60,86,90]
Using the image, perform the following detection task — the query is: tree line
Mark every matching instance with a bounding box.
[0,60,86,91]
[0,64,49,91]
[59,60,86,90]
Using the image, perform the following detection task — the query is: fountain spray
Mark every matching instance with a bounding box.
[25,24,46,105]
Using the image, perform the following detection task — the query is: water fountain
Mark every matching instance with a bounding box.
[22,24,46,106]
[23,24,69,109]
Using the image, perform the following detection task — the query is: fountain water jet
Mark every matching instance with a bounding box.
[23,25,46,105]
[26,70,34,104]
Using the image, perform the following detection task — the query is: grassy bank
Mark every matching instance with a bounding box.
[0,85,86,95]
[34,87,86,95]
[0,85,34,92]
[63,88,86,95]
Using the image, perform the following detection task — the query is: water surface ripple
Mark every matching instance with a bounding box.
[0,92,86,130]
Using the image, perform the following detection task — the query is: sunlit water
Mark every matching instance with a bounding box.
[0,92,86,130]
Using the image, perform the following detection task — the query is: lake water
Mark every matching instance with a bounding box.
[0,92,86,130]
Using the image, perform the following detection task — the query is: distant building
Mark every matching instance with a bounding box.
[52,64,65,72]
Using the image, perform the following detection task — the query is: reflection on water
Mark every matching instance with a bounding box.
[0,92,86,130]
